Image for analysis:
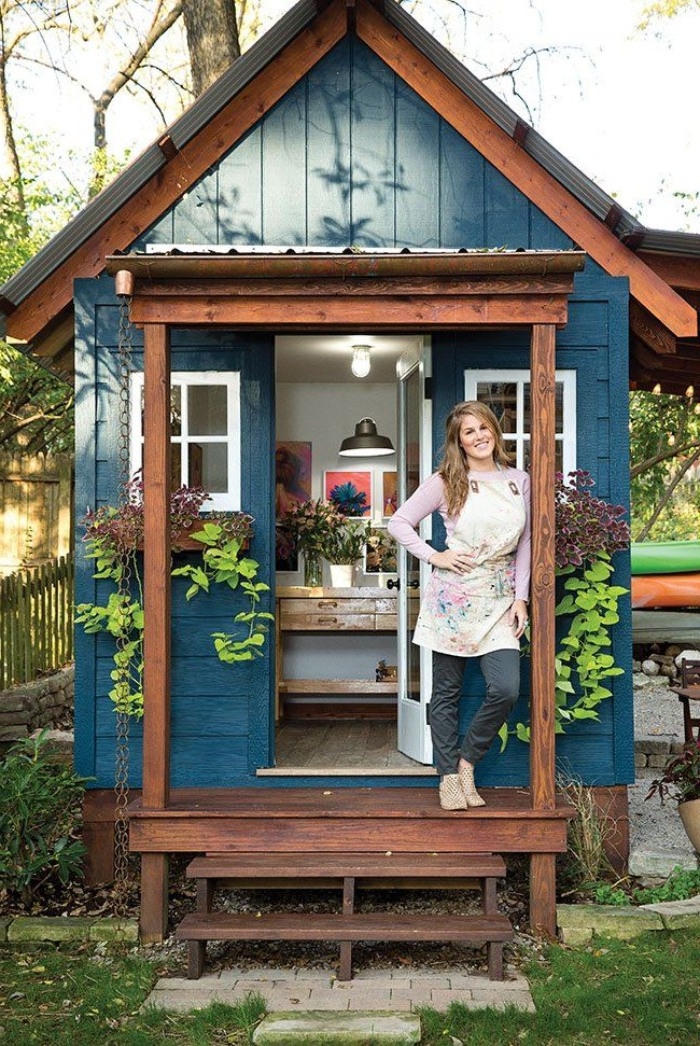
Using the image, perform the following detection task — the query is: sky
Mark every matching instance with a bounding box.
[10,0,700,233]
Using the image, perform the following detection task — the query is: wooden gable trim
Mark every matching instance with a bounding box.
[629,300,678,356]
[354,0,697,340]
[4,0,348,346]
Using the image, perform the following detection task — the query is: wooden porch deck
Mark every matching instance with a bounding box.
[127,786,574,940]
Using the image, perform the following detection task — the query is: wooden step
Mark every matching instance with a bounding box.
[176,911,513,980]
[186,851,506,880]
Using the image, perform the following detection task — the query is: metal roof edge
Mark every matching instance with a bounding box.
[0,0,320,310]
[636,228,700,256]
[383,2,640,234]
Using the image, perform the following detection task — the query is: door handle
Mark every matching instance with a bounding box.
[387,578,420,591]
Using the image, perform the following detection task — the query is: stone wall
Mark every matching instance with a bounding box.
[0,665,74,742]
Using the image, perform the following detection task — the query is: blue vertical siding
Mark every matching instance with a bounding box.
[431,263,632,787]
[74,276,275,788]
[134,37,578,253]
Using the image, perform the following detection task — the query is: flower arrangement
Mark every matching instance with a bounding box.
[279,498,342,558]
[323,519,367,565]
[646,742,700,805]
[81,473,254,551]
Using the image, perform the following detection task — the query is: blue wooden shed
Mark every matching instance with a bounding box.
[2,0,699,948]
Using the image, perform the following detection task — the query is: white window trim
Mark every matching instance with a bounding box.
[130,371,242,511]
[464,369,577,476]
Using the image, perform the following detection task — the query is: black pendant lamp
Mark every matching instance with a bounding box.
[339,417,394,457]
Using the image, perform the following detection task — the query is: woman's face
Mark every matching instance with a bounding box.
[458,413,496,470]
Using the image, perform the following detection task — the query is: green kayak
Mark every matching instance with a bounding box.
[631,541,700,576]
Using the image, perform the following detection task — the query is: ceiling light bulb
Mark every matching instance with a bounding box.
[351,344,371,378]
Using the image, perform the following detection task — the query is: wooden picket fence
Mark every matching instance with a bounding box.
[0,451,73,576]
[0,554,75,689]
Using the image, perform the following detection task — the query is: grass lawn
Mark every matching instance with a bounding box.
[0,930,699,1044]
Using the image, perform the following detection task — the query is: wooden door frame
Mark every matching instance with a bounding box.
[108,249,585,937]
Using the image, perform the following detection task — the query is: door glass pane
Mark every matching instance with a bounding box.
[404,368,421,702]
[476,381,518,433]
[189,385,227,436]
[189,442,227,492]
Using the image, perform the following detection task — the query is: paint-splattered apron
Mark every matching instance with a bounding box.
[413,474,526,657]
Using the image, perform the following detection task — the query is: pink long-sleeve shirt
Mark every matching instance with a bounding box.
[387,469,531,602]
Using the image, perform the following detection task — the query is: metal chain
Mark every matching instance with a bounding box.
[113,294,134,919]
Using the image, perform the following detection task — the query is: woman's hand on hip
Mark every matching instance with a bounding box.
[429,549,475,575]
[509,599,529,638]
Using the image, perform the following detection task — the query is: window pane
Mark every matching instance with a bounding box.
[171,443,182,490]
[522,440,563,475]
[524,382,564,434]
[189,443,227,493]
[476,382,518,434]
[188,385,227,436]
[170,386,182,436]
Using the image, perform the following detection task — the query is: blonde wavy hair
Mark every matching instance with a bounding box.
[437,401,513,517]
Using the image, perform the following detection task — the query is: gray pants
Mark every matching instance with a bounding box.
[430,648,520,776]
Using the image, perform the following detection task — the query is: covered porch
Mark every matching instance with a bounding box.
[109,248,583,941]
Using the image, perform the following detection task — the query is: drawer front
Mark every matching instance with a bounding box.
[281,612,377,631]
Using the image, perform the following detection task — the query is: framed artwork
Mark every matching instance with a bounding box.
[324,470,372,518]
[382,471,398,518]
[275,441,312,519]
[275,524,298,572]
[364,525,398,574]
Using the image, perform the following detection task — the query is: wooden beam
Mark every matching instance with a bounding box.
[529,324,556,813]
[530,852,557,936]
[106,250,585,282]
[142,323,172,811]
[140,853,170,942]
[629,300,678,356]
[130,294,571,328]
[637,250,700,292]
[355,0,697,339]
[4,0,348,344]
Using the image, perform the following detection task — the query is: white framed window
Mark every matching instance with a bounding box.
[130,371,242,511]
[464,370,577,476]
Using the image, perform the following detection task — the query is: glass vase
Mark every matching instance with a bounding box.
[303,552,323,587]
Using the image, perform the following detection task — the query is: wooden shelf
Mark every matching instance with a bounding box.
[276,588,398,719]
[279,679,397,695]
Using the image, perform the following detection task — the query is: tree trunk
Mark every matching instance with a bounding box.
[182,0,240,96]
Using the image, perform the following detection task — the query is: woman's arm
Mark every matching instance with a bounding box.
[387,473,446,563]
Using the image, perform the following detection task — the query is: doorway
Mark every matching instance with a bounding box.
[272,333,432,774]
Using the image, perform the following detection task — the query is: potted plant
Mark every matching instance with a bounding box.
[646,741,700,853]
[279,498,342,586]
[75,476,272,718]
[322,519,367,588]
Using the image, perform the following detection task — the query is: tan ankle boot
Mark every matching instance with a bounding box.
[439,773,468,810]
[458,762,486,807]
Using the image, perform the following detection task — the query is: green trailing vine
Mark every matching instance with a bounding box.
[500,470,630,747]
[75,478,273,719]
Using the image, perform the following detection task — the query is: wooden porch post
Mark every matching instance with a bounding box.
[140,322,171,942]
[528,323,558,935]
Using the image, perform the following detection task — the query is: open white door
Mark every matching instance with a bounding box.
[395,342,433,764]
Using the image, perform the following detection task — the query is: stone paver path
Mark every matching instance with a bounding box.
[142,965,535,1014]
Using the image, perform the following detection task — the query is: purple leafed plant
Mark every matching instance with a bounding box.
[555,470,630,570]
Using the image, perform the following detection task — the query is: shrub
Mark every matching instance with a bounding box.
[0,731,89,904]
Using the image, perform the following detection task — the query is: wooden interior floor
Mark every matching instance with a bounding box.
[274,719,433,772]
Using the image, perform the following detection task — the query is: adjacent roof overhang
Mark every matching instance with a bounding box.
[0,0,697,387]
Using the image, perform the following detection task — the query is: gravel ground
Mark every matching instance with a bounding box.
[629,674,697,861]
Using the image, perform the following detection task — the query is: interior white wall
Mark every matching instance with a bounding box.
[275,380,398,683]
[275,381,397,587]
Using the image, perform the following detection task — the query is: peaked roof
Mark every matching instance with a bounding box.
[1,0,698,390]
